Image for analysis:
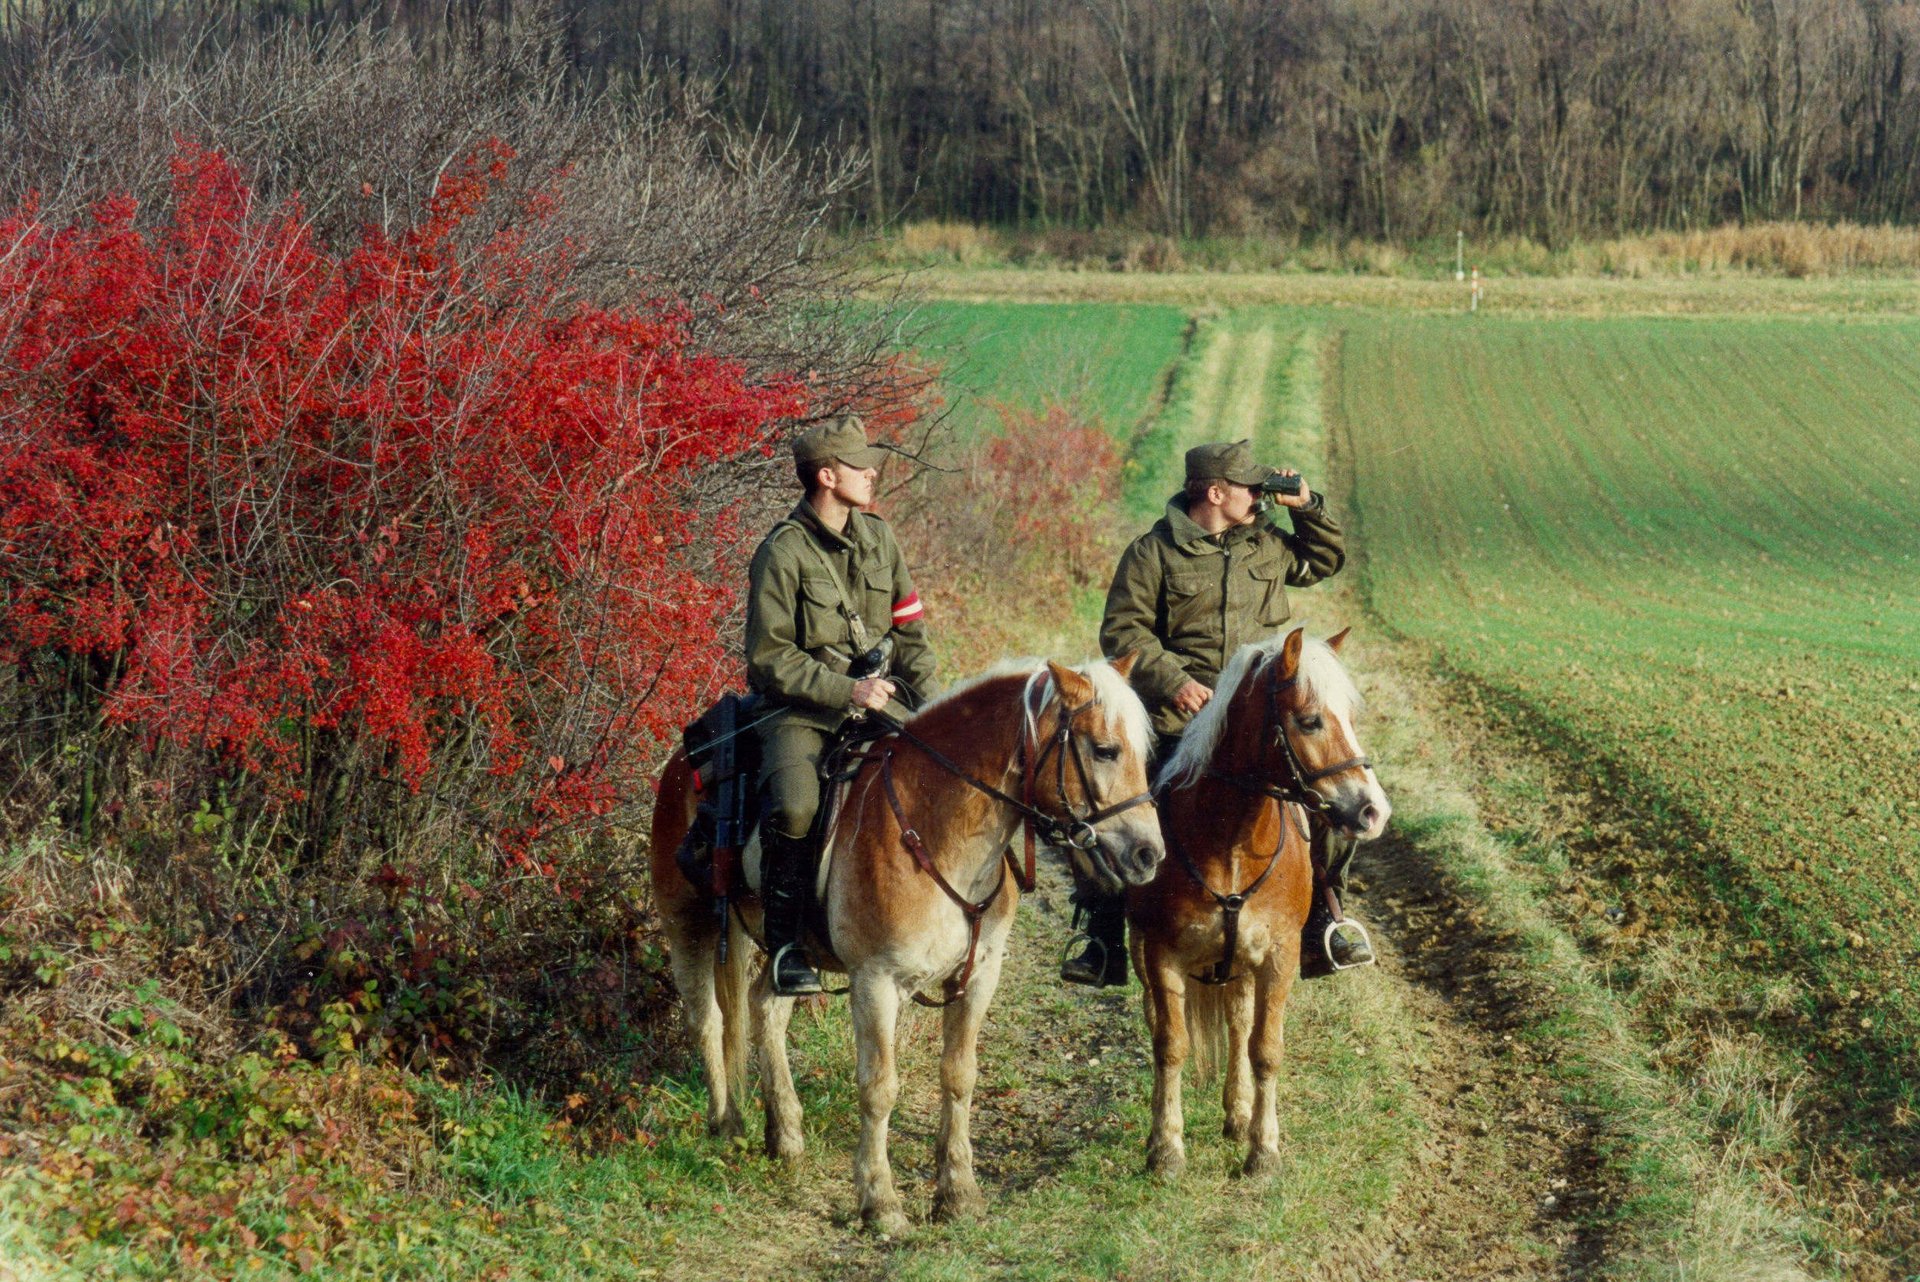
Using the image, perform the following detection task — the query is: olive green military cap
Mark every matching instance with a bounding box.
[1185,438,1273,486]
[793,416,889,469]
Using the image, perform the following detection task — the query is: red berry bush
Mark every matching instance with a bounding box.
[0,141,803,870]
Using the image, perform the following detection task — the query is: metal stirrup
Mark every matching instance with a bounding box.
[1323,918,1377,972]
[769,941,823,993]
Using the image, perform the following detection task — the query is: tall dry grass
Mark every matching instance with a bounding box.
[1579,222,1920,278]
[873,218,1920,280]
[894,220,996,264]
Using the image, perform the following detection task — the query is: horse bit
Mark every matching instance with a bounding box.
[1171,657,1374,984]
[878,673,1156,1006]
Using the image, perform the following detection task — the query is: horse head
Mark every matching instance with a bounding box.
[1266,626,1390,839]
[1166,625,1391,841]
[1032,654,1166,893]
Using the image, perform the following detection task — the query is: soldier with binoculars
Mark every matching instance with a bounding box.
[1069,439,1364,987]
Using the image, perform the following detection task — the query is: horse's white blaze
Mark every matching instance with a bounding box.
[1318,760,1391,840]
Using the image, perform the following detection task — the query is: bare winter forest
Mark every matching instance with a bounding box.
[14,0,1920,242]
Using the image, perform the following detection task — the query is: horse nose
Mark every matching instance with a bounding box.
[1359,802,1382,831]
[1129,837,1164,881]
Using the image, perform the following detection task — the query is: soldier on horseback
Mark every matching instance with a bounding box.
[745,416,937,996]
[1069,438,1365,986]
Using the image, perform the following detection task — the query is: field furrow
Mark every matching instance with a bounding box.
[1339,313,1920,1270]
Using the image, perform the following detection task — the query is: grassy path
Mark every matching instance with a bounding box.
[619,298,1831,1281]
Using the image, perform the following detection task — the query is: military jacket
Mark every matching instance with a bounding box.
[745,501,936,731]
[1100,494,1345,736]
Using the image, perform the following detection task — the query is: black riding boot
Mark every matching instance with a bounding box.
[1061,891,1130,987]
[1301,829,1374,978]
[763,830,823,996]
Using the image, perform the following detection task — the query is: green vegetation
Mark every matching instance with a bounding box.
[1338,314,1920,1083]
[15,279,1920,1278]
[906,300,1189,440]
[1335,313,1920,1251]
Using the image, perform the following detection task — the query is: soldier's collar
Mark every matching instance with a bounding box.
[1164,496,1224,551]
[790,499,863,550]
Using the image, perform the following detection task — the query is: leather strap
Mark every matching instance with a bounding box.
[1171,798,1294,985]
[882,747,1003,1007]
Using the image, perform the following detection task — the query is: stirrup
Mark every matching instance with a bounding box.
[1059,932,1126,987]
[769,942,824,996]
[1323,918,1377,972]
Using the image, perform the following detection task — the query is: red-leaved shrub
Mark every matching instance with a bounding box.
[0,142,805,866]
[889,400,1125,673]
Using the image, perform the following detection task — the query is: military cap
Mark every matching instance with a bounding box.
[1185,439,1273,486]
[793,415,888,469]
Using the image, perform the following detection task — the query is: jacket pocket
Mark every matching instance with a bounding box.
[798,576,850,650]
[1164,570,1214,639]
[1247,561,1291,626]
[862,567,895,635]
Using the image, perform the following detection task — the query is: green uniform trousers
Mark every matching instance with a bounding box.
[758,717,832,843]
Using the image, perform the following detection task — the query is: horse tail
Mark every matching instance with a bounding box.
[1183,981,1230,1086]
[648,747,752,1123]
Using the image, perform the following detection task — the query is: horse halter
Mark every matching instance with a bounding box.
[879,670,1156,1007]
[1017,672,1159,858]
[1172,650,1372,986]
[1208,654,1372,815]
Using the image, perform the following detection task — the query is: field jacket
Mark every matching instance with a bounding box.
[1100,493,1345,736]
[744,501,936,732]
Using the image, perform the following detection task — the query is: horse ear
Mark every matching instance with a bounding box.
[1326,626,1351,653]
[1277,627,1305,682]
[1108,651,1139,680]
[1047,660,1094,705]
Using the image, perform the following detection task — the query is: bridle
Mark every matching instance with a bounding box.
[877,669,1156,1006]
[1168,653,1372,984]
[1201,657,1372,816]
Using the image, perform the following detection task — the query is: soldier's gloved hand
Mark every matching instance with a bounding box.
[851,677,897,712]
[1171,680,1213,716]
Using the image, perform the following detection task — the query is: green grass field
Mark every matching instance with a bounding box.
[1335,316,1920,1133]
[905,300,1189,440]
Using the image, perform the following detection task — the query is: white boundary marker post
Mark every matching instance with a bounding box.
[1455,229,1465,281]
[1470,266,1482,313]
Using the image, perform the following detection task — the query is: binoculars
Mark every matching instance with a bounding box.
[1259,472,1303,497]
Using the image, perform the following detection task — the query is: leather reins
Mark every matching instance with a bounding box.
[1168,656,1373,985]
[875,673,1156,1007]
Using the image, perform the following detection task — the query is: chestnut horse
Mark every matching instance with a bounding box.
[649,656,1163,1232]
[1127,626,1389,1179]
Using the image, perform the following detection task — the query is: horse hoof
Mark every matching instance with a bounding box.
[709,1112,746,1142]
[864,1207,913,1238]
[933,1187,985,1222]
[1146,1145,1186,1182]
[764,1131,805,1164]
[1240,1147,1281,1179]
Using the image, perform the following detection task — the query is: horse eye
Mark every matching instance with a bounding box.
[1092,742,1123,763]
[1297,715,1324,733]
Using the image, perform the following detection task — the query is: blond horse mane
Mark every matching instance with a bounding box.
[1157,628,1360,791]
[917,656,1153,763]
